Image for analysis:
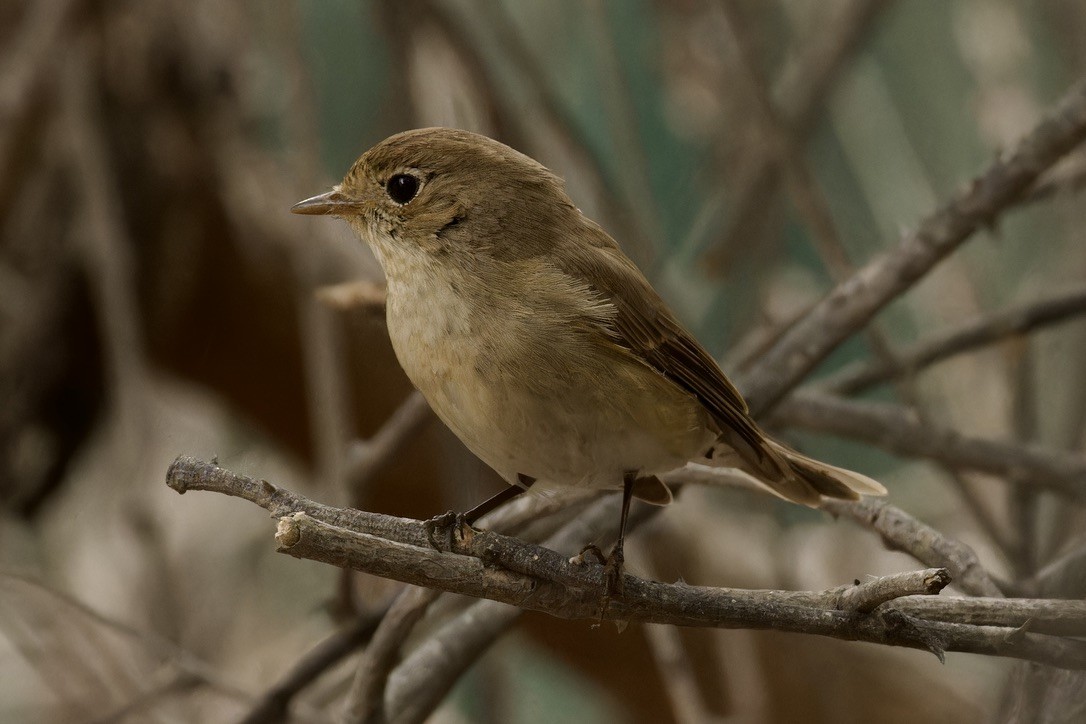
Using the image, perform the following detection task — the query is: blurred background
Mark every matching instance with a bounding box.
[2,0,1085,721]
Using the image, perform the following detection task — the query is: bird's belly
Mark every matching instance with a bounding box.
[387,287,711,487]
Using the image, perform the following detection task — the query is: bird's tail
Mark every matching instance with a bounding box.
[708,438,886,507]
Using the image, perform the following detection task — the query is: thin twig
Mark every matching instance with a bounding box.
[665,462,1005,599]
[340,587,439,724]
[822,285,1086,394]
[1021,147,1086,205]
[887,596,1086,636]
[237,610,387,724]
[773,391,1086,500]
[837,568,951,613]
[818,498,1003,598]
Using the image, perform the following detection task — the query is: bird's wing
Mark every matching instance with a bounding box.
[556,224,790,481]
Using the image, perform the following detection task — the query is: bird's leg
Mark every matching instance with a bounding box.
[598,473,636,617]
[425,474,534,550]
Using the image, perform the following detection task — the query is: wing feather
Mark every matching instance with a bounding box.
[556,224,791,480]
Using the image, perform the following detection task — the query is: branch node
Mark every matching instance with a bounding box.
[276,513,303,549]
[881,608,948,664]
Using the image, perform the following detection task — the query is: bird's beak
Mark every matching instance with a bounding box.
[291,190,362,216]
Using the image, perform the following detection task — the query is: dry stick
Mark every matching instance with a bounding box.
[774,391,1086,500]
[739,78,1086,416]
[270,512,1086,670]
[822,285,1086,395]
[668,463,1005,599]
[887,596,1086,636]
[1021,147,1086,205]
[237,610,387,724]
[837,569,951,613]
[167,456,432,549]
[164,457,1086,670]
[819,498,1003,598]
[340,587,440,724]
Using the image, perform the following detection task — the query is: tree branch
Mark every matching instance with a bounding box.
[340,586,439,724]
[837,568,951,613]
[821,285,1086,395]
[823,497,1006,599]
[237,609,387,724]
[773,391,1086,499]
[165,457,1086,671]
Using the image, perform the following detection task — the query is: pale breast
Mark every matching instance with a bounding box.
[381,256,713,489]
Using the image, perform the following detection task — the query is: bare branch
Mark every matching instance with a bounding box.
[838,569,951,613]
[238,610,387,724]
[165,458,1086,670]
[774,391,1086,499]
[739,78,1086,415]
[888,596,1086,636]
[822,285,1086,395]
[667,463,1005,598]
[167,455,432,548]
[819,498,1004,598]
[340,587,439,724]
[1021,148,1086,205]
[385,599,518,724]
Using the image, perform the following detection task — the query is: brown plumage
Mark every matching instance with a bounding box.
[292,128,885,596]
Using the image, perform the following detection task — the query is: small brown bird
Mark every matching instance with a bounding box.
[293,128,885,596]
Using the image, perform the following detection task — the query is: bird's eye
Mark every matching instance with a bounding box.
[386,174,420,204]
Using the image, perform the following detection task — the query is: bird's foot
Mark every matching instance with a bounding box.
[424,510,473,551]
[569,543,607,566]
[603,545,625,600]
[591,545,625,625]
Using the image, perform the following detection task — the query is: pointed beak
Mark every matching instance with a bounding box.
[291,190,362,216]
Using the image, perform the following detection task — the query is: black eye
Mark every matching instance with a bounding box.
[386,174,420,204]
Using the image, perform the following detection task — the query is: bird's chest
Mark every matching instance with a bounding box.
[386,274,481,390]
[382,264,514,447]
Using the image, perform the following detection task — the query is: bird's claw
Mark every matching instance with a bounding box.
[424,510,472,551]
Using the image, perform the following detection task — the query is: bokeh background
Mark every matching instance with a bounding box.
[2,0,1085,721]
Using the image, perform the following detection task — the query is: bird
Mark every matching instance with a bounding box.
[292,127,885,600]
